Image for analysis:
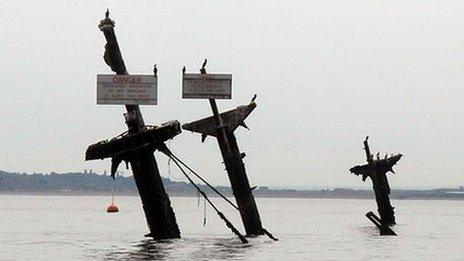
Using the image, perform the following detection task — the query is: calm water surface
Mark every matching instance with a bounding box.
[1,195,463,260]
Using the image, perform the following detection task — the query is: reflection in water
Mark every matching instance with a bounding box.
[104,239,179,260]
[359,225,381,236]
[189,237,252,260]
[127,239,172,260]
[103,237,254,260]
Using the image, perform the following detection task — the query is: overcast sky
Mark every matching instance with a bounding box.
[1,1,463,189]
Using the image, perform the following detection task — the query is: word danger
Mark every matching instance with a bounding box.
[97,75,157,105]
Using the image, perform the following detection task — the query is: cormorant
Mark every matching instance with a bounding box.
[202,58,207,69]
[200,59,207,74]
[251,94,257,103]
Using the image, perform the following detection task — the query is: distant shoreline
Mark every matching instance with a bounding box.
[1,190,463,201]
[1,171,463,200]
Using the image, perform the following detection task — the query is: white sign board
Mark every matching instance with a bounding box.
[97,74,157,105]
[182,73,232,99]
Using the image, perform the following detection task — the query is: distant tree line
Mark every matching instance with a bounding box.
[0,170,462,199]
[0,170,205,194]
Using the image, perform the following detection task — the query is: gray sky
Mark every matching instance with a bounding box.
[1,1,463,189]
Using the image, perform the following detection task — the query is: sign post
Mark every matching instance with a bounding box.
[97,74,157,105]
[182,60,271,237]
[182,73,231,99]
[85,11,181,239]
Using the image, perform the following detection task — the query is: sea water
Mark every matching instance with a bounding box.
[1,195,463,260]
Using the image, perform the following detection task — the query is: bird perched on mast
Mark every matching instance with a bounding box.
[251,94,257,103]
[200,59,207,74]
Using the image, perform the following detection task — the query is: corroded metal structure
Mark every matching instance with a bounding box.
[350,136,402,235]
[85,11,180,239]
[182,65,264,236]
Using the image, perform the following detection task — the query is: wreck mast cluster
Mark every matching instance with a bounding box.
[86,10,406,240]
[86,10,275,241]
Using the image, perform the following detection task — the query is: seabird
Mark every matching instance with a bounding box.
[200,59,207,74]
[251,94,257,102]
[202,58,207,69]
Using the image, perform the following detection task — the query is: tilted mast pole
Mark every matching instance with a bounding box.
[94,10,180,239]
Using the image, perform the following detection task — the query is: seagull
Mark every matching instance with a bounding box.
[153,64,157,77]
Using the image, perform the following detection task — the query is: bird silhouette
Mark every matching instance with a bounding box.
[202,58,207,69]
[251,94,257,103]
[153,64,157,77]
[200,59,207,74]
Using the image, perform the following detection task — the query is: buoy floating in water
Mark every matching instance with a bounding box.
[107,203,119,213]
[106,178,119,213]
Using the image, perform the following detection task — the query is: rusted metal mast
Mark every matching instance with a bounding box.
[86,10,180,239]
[182,64,264,236]
[350,136,402,235]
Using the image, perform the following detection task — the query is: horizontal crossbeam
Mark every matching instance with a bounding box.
[182,102,256,138]
[86,120,181,161]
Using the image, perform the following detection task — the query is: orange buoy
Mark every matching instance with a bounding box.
[106,203,119,213]
[106,179,119,213]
